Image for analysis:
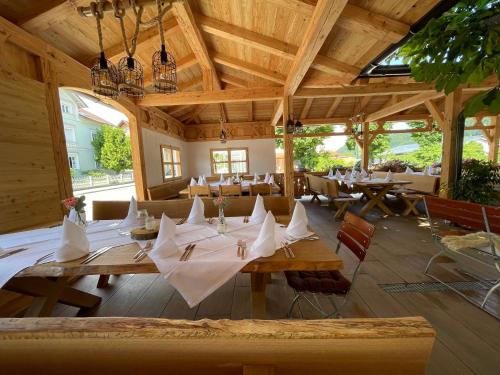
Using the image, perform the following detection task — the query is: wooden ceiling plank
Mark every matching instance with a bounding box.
[325,97,343,117]
[219,73,249,88]
[248,101,253,122]
[300,98,314,119]
[20,0,87,33]
[139,87,284,107]
[295,83,438,98]
[365,92,445,122]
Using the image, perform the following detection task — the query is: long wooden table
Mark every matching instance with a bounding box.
[5,226,342,319]
[179,181,281,196]
[353,180,411,217]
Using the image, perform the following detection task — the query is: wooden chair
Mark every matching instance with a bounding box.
[205,176,219,183]
[285,212,375,318]
[326,180,359,220]
[304,173,326,203]
[188,184,212,198]
[423,196,500,311]
[146,178,190,200]
[250,183,272,196]
[389,174,440,216]
[218,184,242,197]
[0,317,435,374]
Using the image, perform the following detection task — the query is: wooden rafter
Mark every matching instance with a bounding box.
[300,98,314,119]
[20,0,87,33]
[325,97,343,117]
[424,99,445,129]
[219,73,249,88]
[271,0,348,126]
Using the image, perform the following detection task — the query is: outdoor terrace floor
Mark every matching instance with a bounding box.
[50,198,500,374]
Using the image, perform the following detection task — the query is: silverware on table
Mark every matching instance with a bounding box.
[207,217,214,224]
[179,244,193,261]
[184,244,196,261]
[133,240,153,261]
[237,239,243,258]
[0,248,29,259]
[80,246,112,264]
[284,241,295,258]
[35,252,54,264]
[240,240,247,260]
[243,216,249,223]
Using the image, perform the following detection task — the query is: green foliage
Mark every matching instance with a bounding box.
[92,126,132,173]
[276,126,334,170]
[452,159,500,205]
[345,133,391,163]
[397,0,500,115]
[84,169,106,177]
[315,154,346,172]
[375,159,415,173]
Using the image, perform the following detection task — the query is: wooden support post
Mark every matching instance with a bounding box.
[440,89,462,198]
[283,96,294,201]
[361,122,370,170]
[488,115,499,162]
[129,110,148,200]
[39,58,73,215]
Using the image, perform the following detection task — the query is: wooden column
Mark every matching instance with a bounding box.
[488,115,499,162]
[129,110,148,201]
[440,89,462,198]
[361,122,370,170]
[39,57,73,213]
[283,96,294,200]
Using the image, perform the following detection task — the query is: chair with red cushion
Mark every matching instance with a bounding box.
[285,212,375,318]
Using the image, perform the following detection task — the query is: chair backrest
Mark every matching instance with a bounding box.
[393,173,439,195]
[483,206,500,234]
[250,183,272,196]
[337,212,376,261]
[0,317,435,374]
[219,184,242,197]
[326,179,341,198]
[304,173,327,195]
[205,176,219,183]
[147,178,190,200]
[93,196,291,219]
[188,184,211,198]
[424,196,487,231]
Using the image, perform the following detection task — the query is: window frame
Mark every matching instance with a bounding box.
[160,145,182,182]
[68,153,80,170]
[64,127,76,144]
[210,147,249,176]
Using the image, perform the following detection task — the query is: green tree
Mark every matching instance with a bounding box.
[91,126,132,173]
[345,125,391,163]
[275,126,333,171]
[397,0,500,115]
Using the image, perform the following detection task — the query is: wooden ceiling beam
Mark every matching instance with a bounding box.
[365,92,445,122]
[139,87,284,107]
[219,73,250,88]
[295,83,438,98]
[20,0,87,33]
[271,0,348,126]
[168,105,194,117]
[424,99,445,129]
[143,55,198,88]
[325,97,343,117]
[213,52,286,84]
[300,98,314,119]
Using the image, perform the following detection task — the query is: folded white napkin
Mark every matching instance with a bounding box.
[225,177,232,185]
[405,166,414,174]
[249,211,276,258]
[385,170,394,182]
[55,216,90,262]
[268,175,275,185]
[343,170,351,181]
[235,172,240,181]
[187,195,205,224]
[149,214,179,259]
[249,194,267,223]
[328,168,334,178]
[265,172,271,183]
[352,170,358,179]
[121,196,138,226]
[197,176,205,185]
[355,173,363,182]
[219,174,225,183]
[361,169,368,178]
[335,170,342,179]
[190,177,197,186]
[286,201,309,239]
[424,167,431,176]
[254,172,259,182]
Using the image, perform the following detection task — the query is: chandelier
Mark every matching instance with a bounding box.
[219,117,227,143]
[90,1,119,99]
[152,0,177,93]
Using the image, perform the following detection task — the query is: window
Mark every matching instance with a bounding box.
[161,145,182,180]
[61,103,73,114]
[64,127,76,143]
[68,153,80,170]
[90,130,98,142]
[210,148,248,175]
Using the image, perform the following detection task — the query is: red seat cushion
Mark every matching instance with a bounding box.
[284,270,351,295]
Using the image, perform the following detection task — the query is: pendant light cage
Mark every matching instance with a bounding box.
[152,46,177,93]
[118,56,145,98]
[219,116,227,143]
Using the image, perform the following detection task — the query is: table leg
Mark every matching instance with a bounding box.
[5,277,102,317]
[359,185,394,217]
[251,273,269,319]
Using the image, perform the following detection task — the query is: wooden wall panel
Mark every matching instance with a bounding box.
[0,42,62,233]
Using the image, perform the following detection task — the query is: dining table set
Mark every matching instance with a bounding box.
[181,172,281,195]
[0,195,342,318]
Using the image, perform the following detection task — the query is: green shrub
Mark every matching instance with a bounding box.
[452,159,500,205]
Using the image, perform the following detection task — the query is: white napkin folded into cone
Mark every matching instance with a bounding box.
[343,171,351,181]
[55,216,90,262]
[225,177,233,185]
[190,177,197,186]
[249,211,276,258]
[361,169,368,178]
[187,195,205,224]
[264,172,270,183]
[405,166,414,174]
[249,194,267,223]
[219,174,225,183]
[384,170,394,182]
[120,196,139,227]
[268,174,275,185]
[335,170,343,180]
[328,168,334,178]
[149,214,179,259]
[286,201,311,239]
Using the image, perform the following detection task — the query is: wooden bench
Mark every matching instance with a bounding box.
[93,196,291,220]
[147,178,190,200]
[424,196,500,311]
[0,316,435,374]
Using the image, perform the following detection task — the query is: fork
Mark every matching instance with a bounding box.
[243,216,249,223]
[179,244,193,261]
[0,248,29,259]
[284,241,295,258]
[133,240,153,260]
[237,239,243,257]
[35,252,54,264]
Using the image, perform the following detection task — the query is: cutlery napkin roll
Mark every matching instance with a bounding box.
[187,195,205,224]
[55,216,90,262]
[249,211,276,258]
[149,214,179,259]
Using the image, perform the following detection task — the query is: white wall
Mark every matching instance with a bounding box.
[186,139,276,177]
[141,128,189,187]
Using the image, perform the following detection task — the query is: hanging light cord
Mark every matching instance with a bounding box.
[112,0,143,58]
[156,0,166,47]
[90,1,105,53]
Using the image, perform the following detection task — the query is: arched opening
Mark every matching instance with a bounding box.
[58,88,137,219]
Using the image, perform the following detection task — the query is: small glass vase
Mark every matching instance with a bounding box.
[217,207,226,234]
